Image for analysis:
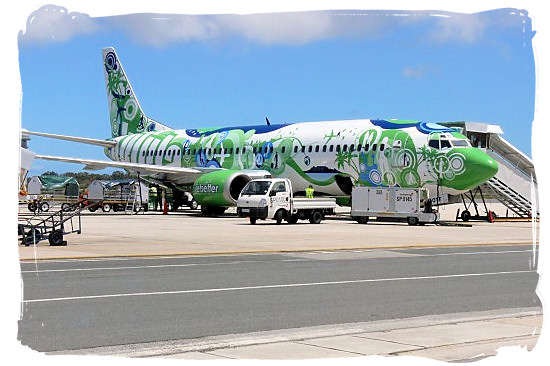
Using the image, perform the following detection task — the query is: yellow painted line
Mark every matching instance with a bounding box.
[19,241,538,262]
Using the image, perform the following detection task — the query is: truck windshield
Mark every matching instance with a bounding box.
[241,181,272,195]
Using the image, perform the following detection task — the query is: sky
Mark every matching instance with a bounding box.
[17,5,537,176]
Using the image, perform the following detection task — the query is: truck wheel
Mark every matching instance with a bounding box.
[461,210,471,222]
[407,216,419,226]
[28,202,37,212]
[275,209,285,225]
[249,217,257,225]
[189,200,199,210]
[355,216,369,224]
[309,210,323,224]
[48,230,64,246]
[287,215,299,224]
[61,203,71,212]
[102,203,112,212]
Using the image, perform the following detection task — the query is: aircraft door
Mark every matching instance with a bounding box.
[269,181,291,211]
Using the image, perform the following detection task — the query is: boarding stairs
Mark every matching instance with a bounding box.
[479,133,538,219]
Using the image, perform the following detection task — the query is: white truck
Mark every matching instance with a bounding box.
[351,186,439,225]
[237,178,338,224]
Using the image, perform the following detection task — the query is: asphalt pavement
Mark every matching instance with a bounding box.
[18,244,541,358]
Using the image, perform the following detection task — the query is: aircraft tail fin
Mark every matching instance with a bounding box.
[102,47,172,138]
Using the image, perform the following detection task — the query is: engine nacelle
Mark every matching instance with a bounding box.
[192,170,253,207]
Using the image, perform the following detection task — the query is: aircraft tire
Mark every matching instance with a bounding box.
[355,216,369,224]
[461,210,471,222]
[249,217,257,225]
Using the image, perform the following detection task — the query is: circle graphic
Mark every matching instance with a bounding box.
[369,170,382,185]
[449,153,466,175]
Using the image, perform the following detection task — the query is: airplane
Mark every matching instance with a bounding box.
[26,47,499,215]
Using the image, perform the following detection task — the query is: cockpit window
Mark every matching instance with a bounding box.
[450,139,471,147]
[428,140,439,149]
[440,139,452,149]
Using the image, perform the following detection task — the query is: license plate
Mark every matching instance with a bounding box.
[241,208,250,213]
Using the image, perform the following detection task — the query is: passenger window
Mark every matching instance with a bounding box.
[269,146,273,153]
[329,145,334,152]
[253,147,257,154]
[336,145,341,152]
[229,148,233,154]
[322,145,327,152]
[236,147,240,154]
[372,144,377,151]
[282,146,286,154]
[350,144,355,151]
[315,145,319,153]
[308,146,312,153]
[365,144,370,151]
[294,146,298,153]
[357,145,362,152]
[301,146,306,153]
[380,144,385,151]
[343,144,348,152]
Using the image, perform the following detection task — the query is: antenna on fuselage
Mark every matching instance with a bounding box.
[266,117,271,126]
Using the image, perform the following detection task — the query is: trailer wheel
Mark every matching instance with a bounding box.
[28,202,37,212]
[189,200,199,210]
[249,217,257,225]
[61,203,71,212]
[48,230,64,246]
[355,216,369,224]
[40,202,50,212]
[461,210,471,222]
[24,229,41,246]
[407,216,419,226]
[101,203,112,212]
[309,210,323,224]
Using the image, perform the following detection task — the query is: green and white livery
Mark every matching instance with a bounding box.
[33,47,499,213]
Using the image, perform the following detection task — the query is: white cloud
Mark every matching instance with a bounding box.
[105,11,409,47]
[430,13,487,44]
[19,5,99,44]
[402,64,440,79]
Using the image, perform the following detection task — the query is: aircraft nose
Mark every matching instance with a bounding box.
[462,149,499,190]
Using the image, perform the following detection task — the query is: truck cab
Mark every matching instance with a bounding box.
[237,178,292,224]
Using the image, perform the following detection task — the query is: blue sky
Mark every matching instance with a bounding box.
[18,5,536,175]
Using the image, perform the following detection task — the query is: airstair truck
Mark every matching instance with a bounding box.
[351,186,439,225]
[237,178,337,224]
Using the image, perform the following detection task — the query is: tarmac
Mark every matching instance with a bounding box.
[17,208,544,362]
[18,207,538,260]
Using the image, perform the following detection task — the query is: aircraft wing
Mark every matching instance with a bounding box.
[34,154,219,177]
[23,130,117,148]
